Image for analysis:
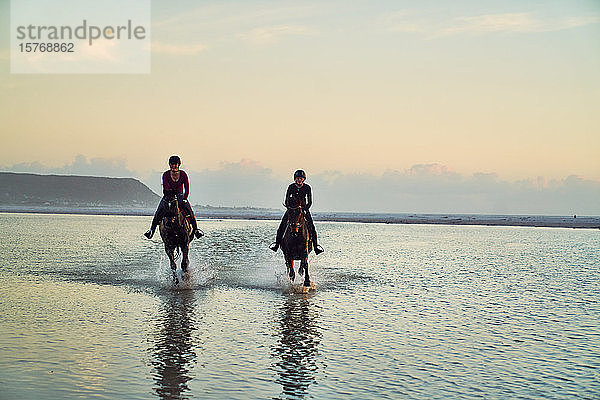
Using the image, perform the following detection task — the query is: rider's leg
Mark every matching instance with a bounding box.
[276,211,288,243]
[270,211,288,251]
[178,195,203,239]
[305,211,323,254]
[145,198,165,238]
[186,203,203,238]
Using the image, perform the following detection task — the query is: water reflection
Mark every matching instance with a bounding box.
[150,290,199,400]
[272,295,322,399]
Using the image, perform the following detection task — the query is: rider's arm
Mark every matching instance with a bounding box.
[182,171,190,200]
[162,171,170,196]
[305,185,312,210]
[284,184,294,207]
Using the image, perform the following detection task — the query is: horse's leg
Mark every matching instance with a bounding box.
[301,257,310,287]
[181,243,189,274]
[165,244,178,284]
[285,255,295,281]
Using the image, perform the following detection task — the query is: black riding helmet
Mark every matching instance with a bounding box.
[294,169,306,179]
[169,155,181,165]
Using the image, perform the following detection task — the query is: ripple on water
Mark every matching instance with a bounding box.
[1,215,599,399]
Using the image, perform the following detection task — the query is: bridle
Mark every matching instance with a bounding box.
[165,194,184,227]
[287,205,305,234]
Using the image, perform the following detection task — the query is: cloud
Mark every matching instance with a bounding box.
[3,158,598,215]
[153,3,324,32]
[143,159,286,208]
[562,15,600,28]
[387,11,600,37]
[171,161,600,215]
[3,154,136,178]
[187,159,285,207]
[385,10,429,33]
[79,40,119,62]
[442,13,538,35]
[309,167,600,215]
[442,13,600,36]
[407,163,456,177]
[152,42,208,55]
[239,25,312,45]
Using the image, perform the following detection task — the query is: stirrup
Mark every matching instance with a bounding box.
[194,229,204,239]
[314,245,324,255]
[269,242,279,252]
[144,229,154,239]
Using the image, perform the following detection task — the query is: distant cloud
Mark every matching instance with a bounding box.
[440,13,600,36]
[385,10,429,33]
[187,159,285,207]
[152,42,208,55]
[79,40,119,61]
[178,161,600,215]
[407,163,457,177]
[3,154,136,178]
[442,13,538,35]
[142,159,286,208]
[310,168,600,215]
[153,4,324,32]
[3,158,598,215]
[562,15,600,28]
[387,11,600,37]
[239,25,312,45]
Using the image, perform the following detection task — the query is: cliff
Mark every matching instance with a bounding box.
[0,172,160,207]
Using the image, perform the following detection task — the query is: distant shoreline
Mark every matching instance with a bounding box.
[1,206,599,229]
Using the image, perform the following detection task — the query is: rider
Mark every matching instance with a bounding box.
[144,155,203,240]
[269,169,324,255]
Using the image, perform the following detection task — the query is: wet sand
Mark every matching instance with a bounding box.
[1,205,598,229]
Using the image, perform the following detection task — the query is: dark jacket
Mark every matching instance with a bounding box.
[285,183,312,210]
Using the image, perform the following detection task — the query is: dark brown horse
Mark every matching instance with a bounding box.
[159,191,194,284]
[281,201,313,288]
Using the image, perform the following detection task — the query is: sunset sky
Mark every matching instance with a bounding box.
[1,0,599,213]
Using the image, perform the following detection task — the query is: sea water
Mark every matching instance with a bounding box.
[0,213,598,399]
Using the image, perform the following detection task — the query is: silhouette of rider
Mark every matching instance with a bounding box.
[270,170,324,254]
[144,155,203,240]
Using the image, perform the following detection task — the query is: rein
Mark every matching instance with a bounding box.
[287,205,305,233]
[166,196,184,227]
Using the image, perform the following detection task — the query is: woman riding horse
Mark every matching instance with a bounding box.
[270,169,324,255]
[144,155,203,240]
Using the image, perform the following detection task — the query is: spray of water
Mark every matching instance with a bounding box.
[154,252,216,290]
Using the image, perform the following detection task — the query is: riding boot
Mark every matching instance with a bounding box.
[187,216,203,240]
[310,224,324,254]
[145,218,159,239]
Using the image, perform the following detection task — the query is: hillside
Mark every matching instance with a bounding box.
[0,172,160,207]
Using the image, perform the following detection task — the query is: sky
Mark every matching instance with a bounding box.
[1,0,599,214]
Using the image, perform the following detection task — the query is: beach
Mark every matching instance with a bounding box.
[0,205,598,229]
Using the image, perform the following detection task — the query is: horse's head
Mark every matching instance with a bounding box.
[286,198,305,234]
[163,190,182,225]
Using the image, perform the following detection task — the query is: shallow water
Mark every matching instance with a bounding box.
[0,213,599,399]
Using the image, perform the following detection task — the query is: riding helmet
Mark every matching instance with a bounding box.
[169,155,181,165]
[294,169,306,179]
